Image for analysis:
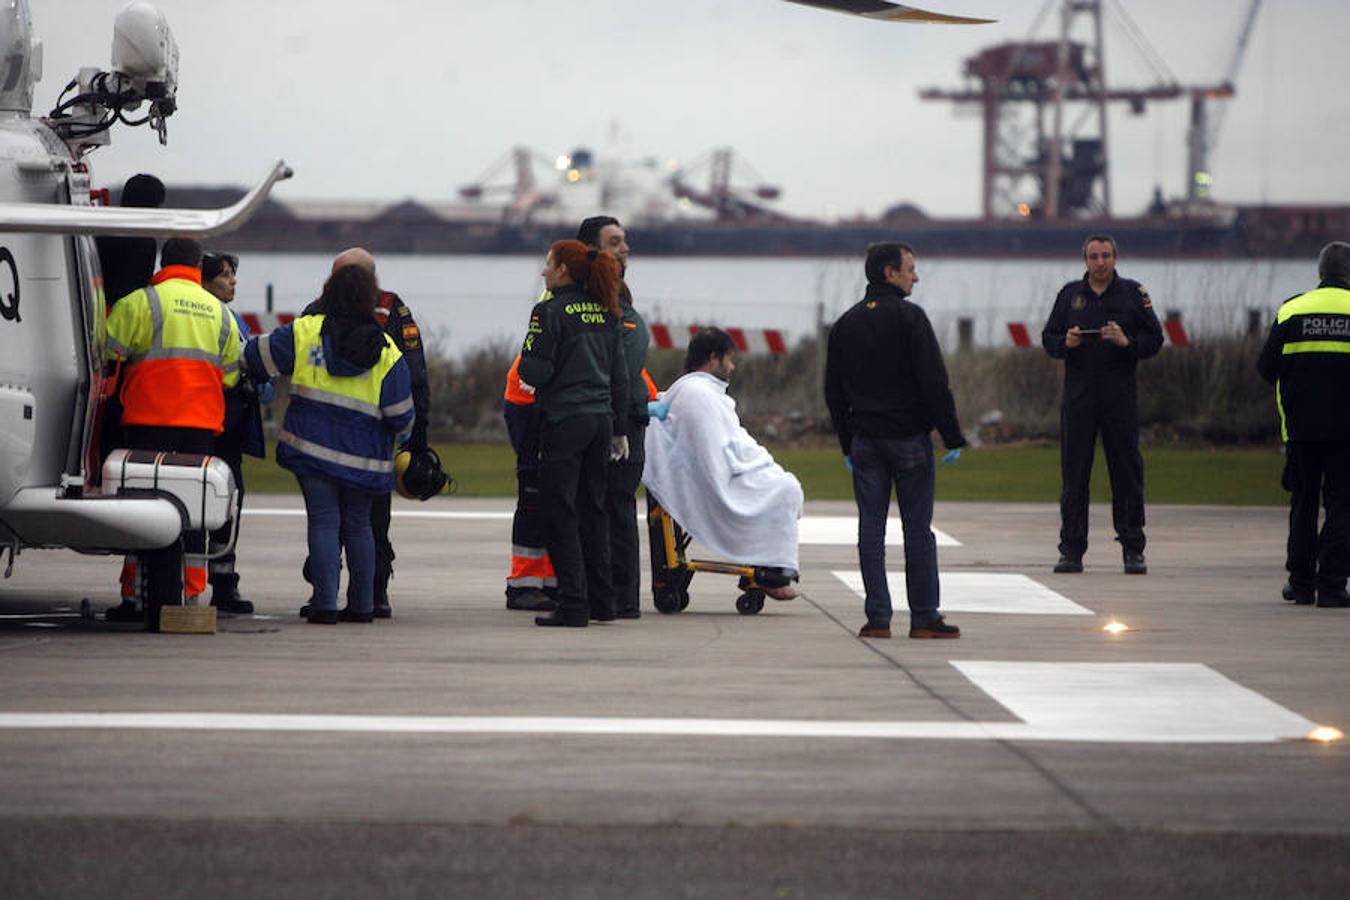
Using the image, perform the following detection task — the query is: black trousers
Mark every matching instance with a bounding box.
[1058,389,1146,558]
[372,490,394,604]
[539,413,613,619]
[606,424,646,614]
[1284,440,1350,593]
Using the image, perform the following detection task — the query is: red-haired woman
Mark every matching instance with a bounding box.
[517,240,630,627]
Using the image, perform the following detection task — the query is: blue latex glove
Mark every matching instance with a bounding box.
[942,448,962,465]
[257,381,276,404]
[647,399,670,421]
[844,455,853,473]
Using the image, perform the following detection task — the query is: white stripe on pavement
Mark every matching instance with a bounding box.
[0,665,1315,744]
[798,516,960,546]
[246,508,512,520]
[832,571,1091,615]
[245,509,961,546]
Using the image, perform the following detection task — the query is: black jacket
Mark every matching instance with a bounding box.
[95,235,157,308]
[518,284,628,433]
[616,290,651,428]
[1042,271,1164,402]
[824,282,966,456]
[1256,280,1350,443]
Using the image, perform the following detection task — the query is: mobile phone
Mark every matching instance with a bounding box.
[1076,328,1101,335]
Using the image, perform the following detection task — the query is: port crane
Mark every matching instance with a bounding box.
[668,148,788,223]
[920,0,1263,220]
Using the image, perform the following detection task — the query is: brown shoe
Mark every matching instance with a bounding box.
[858,624,891,639]
[765,584,800,601]
[909,619,961,639]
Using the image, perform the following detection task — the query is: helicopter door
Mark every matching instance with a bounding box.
[62,167,108,491]
[70,230,107,488]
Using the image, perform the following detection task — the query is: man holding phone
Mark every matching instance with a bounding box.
[1042,235,1164,574]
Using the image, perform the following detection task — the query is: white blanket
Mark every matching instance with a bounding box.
[643,372,802,571]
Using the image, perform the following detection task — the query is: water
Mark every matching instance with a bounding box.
[229,253,1313,356]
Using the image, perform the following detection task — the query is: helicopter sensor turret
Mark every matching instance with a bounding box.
[44,0,179,152]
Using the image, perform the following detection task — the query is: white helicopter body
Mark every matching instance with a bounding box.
[0,0,288,579]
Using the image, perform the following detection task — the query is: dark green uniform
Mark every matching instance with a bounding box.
[608,288,651,617]
[519,283,627,625]
[520,285,628,428]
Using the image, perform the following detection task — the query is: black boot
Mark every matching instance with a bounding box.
[210,579,254,616]
[535,609,588,628]
[373,566,392,619]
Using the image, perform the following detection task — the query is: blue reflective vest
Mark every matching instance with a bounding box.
[245,314,414,491]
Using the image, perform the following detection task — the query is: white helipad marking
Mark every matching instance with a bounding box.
[798,516,960,547]
[953,662,1316,743]
[246,508,512,521]
[246,508,960,546]
[0,663,1314,743]
[832,571,1091,615]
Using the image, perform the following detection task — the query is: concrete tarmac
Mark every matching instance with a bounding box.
[0,497,1345,898]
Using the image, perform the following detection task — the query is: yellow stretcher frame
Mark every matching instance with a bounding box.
[645,493,772,615]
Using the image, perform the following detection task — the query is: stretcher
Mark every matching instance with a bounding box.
[645,492,788,615]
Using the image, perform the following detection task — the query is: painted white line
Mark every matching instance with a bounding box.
[0,713,1001,740]
[246,508,512,521]
[954,662,1317,743]
[832,571,1091,616]
[244,509,961,547]
[0,662,1315,744]
[798,516,960,547]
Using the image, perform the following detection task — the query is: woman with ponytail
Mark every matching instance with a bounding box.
[517,240,630,627]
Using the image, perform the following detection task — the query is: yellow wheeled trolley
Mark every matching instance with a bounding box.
[645,493,782,615]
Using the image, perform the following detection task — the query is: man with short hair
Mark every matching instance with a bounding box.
[1257,241,1350,609]
[1042,235,1163,575]
[579,215,651,619]
[826,241,965,640]
[643,328,802,598]
[103,237,241,624]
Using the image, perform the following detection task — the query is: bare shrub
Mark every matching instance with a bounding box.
[421,331,1280,447]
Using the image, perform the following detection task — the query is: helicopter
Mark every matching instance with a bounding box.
[0,0,289,624]
[781,1,995,25]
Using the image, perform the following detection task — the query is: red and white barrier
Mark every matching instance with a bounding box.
[1008,316,1190,348]
[239,312,296,336]
[649,323,788,355]
[1163,314,1190,347]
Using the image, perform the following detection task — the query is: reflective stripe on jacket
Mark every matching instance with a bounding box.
[245,314,414,491]
[1257,284,1350,442]
[105,270,240,434]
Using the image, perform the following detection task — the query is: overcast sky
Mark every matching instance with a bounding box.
[39,0,1350,220]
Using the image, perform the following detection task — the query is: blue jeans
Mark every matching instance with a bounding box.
[851,434,940,628]
[297,472,377,614]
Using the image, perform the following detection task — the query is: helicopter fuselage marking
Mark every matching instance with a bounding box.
[0,247,19,323]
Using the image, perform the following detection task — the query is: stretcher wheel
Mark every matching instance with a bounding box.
[735,591,765,615]
[654,588,689,615]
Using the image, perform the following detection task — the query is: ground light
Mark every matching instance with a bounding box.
[1306,726,1343,744]
[1102,620,1130,635]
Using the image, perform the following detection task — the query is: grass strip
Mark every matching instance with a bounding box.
[243,442,1287,506]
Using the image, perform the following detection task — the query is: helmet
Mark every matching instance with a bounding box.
[394,446,450,501]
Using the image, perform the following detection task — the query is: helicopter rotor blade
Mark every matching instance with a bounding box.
[0,160,293,237]
[781,1,996,25]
